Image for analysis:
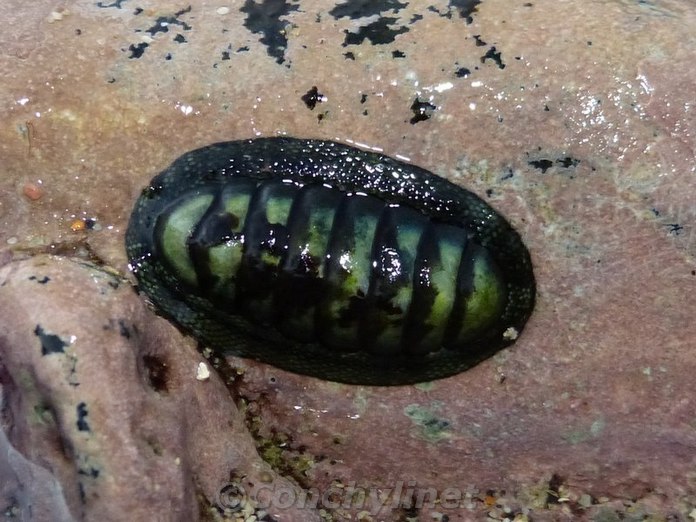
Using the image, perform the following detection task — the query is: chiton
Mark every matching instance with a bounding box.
[126,138,535,385]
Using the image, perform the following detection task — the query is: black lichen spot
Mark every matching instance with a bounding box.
[142,354,169,392]
[409,97,436,124]
[473,34,487,46]
[557,157,580,168]
[328,0,411,47]
[34,325,67,355]
[665,223,684,236]
[500,169,514,181]
[430,0,481,23]
[449,0,481,23]
[342,17,409,46]
[128,42,149,59]
[455,66,471,78]
[96,0,129,8]
[240,0,300,65]
[301,86,326,110]
[410,13,423,23]
[28,275,51,284]
[524,2,533,6]
[392,49,405,58]
[360,93,368,103]
[544,103,550,111]
[343,51,355,60]
[174,33,187,43]
[134,7,143,15]
[237,45,250,52]
[118,319,132,339]
[103,317,137,337]
[145,6,192,36]
[528,159,554,173]
[165,52,172,60]
[481,46,505,69]
[76,403,91,432]
[329,0,407,19]
[78,467,100,478]
[530,156,581,173]
[222,50,231,60]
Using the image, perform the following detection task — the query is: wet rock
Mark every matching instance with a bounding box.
[0,255,320,521]
[0,0,695,519]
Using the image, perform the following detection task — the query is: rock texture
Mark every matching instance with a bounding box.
[0,255,320,521]
[0,0,694,520]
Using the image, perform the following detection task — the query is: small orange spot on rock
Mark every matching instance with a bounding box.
[23,183,43,201]
[484,494,496,507]
[70,220,86,232]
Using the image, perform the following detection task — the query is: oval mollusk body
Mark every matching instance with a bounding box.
[126,137,535,385]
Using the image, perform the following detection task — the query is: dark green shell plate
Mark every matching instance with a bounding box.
[126,137,535,385]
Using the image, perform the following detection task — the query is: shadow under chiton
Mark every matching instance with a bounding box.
[126,137,535,385]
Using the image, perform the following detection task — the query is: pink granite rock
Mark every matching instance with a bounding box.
[0,0,694,520]
[0,255,320,521]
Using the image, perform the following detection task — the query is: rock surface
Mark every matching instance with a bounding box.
[0,255,320,521]
[0,0,694,520]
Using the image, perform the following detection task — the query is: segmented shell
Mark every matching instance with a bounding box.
[126,138,535,385]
